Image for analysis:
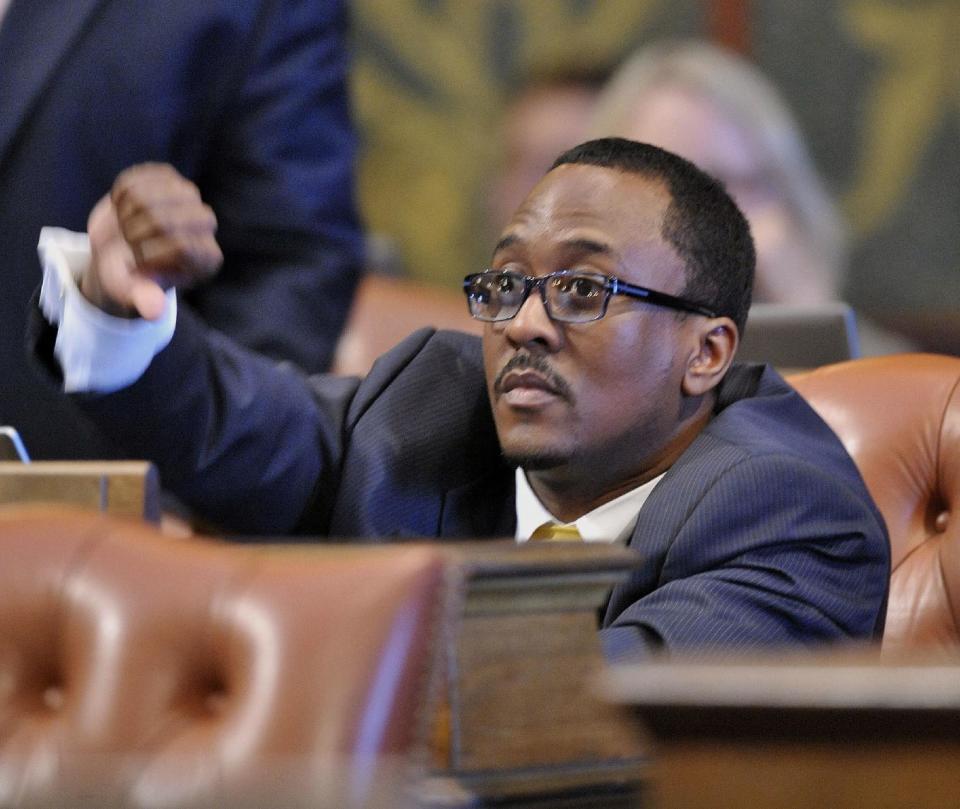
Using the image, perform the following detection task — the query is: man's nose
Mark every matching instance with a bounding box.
[502,289,563,351]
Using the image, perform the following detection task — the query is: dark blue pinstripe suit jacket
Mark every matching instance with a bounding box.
[59,310,890,661]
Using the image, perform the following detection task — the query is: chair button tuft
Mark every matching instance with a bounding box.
[43,685,64,711]
[934,510,950,533]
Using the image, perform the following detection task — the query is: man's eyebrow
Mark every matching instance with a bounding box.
[492,235,617,257]
[492,234,520,255]
[561,237,616,257]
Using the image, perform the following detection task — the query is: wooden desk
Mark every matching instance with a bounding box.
[419,541,648,809]
[0,461,160,522]
[601,650,960,809]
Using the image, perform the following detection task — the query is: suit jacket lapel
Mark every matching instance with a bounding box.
[0,0,107,167]
[440,470,516,539]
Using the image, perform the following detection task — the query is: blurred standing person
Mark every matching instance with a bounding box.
[0,0,363,459]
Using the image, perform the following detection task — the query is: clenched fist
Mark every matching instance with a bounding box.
[83,163,223,319]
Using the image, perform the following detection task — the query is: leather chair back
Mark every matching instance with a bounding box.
[0,505,448,808]
[789,354,960,652]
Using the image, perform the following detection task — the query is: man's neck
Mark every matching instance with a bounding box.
[526,459,669,523]
[525,400,714,522]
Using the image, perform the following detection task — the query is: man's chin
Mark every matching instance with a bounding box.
[495,425,574,470]
[502,451,569,471]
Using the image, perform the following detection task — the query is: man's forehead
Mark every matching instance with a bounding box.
[497,163,671,252]
[493,232,618,261]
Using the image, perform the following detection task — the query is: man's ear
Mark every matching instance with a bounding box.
[682,317,738,396]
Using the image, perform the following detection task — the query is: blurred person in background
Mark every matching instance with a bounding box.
[488,68,609,235]
[592,41,846,303]
[591,40,842,306]
[589,39,912,354]
[0,0,363,459]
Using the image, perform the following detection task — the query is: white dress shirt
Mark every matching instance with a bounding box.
[37,227,176,392]
[514,467,664,544]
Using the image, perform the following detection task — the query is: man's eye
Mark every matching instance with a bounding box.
[558,276,601,297]
[497,276,516,293]
[573,278,599,297]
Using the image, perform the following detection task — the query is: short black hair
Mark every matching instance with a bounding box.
[550,137,755,333]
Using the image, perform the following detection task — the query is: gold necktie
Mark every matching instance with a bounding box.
[529,521,582,541]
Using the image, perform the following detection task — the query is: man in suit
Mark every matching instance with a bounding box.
[0,0,363,459]
[31,138,889,661]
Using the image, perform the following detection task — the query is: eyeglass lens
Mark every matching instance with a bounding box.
[467,272,607,323]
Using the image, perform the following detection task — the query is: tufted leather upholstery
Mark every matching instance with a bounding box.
[0,505,448,808]
[788,354,960,653]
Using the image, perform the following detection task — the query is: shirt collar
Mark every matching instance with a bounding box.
[514,467,665,544]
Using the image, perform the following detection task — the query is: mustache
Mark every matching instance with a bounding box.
[493,353,574,402]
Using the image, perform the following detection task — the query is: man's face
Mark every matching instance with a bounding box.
[482,163,702,487]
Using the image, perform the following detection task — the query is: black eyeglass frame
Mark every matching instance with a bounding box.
[462,269,718,323]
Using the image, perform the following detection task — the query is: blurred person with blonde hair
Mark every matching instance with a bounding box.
[590,40,844,306]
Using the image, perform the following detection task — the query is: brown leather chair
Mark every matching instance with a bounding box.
[0,504,448,808]
[789,354,960,653]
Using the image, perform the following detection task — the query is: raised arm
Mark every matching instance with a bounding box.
[34,164,359,534]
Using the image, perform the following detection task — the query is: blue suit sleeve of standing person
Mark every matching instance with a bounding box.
[181,0,364,373]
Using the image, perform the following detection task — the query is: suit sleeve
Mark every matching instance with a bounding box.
[600,453,890,661]
[60,307,360,535]
[183,0,363,373]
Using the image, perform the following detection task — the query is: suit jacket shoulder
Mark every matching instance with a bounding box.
[601,363,890,660]
[325,329,512,538]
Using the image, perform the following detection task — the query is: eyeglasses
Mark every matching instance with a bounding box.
[462,269,718,324]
